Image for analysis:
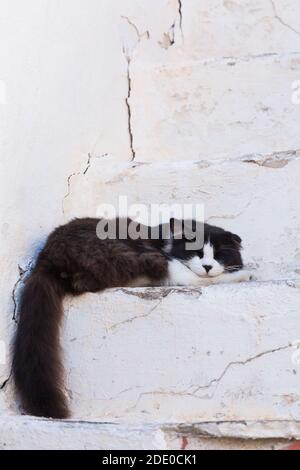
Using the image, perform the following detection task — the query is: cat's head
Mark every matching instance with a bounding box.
[165,219,243,278]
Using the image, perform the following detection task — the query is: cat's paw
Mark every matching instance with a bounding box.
[238,270,254,282]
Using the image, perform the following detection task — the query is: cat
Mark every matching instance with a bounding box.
[12,217,251,419]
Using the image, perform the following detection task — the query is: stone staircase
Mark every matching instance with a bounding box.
[1,0,300,450]
[2,281,300,449]
[3,102,300,444]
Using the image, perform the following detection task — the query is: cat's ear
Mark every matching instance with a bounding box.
[227,231,242,248]
[232,233,242,244]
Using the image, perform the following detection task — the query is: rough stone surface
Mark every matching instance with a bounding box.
[0,416,166,450]
[6,283,299,425]
[130,54,300,162]
[1,0,300,449]
[55,283,300,423]
[0,416,299,450]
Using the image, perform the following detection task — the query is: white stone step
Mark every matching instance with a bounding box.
[0,416,164,450]
[129,53,300,162]
[2,281,300,448]
[7,282,299,422]
[61,282,300,423]
[1,415,300,450]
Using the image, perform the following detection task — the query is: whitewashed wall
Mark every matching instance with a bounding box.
[1,0,300,449]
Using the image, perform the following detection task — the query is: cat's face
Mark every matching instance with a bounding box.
[167,221,243,278]
[184,239,242,277]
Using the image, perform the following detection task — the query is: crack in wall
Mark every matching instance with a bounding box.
[159,0,183,49]
[83,153,92,175]
[0,371,12,391]
[191,344,292,396]
[62,153,108,215]
[62,172,80,215]
[123,51,136,161]
[5,263,33,391]
[12,263,32,322]
[92,385,145,403]
[206,201,252,222]
[178,0,183,33]
[121,17,149,161]
[128,344,292,410]
[121,16,150,43]
[159,23,175,49]
[108,289,173,331]
[270,0,300,35]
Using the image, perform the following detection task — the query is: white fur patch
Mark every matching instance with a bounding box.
[166,259,201,286]
[185,242,224,277]
[203,243,214,259]
[184,256,205,275]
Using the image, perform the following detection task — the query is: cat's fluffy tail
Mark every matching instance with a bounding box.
[12,266,69,419]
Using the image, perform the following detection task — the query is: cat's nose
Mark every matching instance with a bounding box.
[203,265,212,273]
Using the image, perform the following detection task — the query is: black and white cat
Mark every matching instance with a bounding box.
[131,219,251,287]
[12,217,251,420]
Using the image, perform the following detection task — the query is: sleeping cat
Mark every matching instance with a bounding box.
[12,217,251,419]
